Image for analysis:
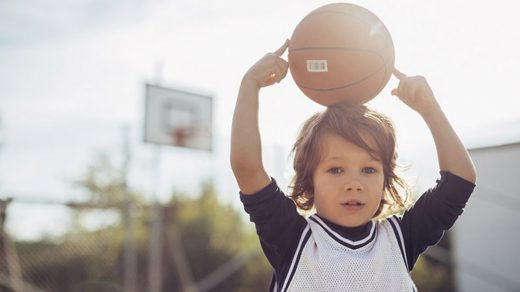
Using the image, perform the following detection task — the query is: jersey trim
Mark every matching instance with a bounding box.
[387,216,410,271]
[279,225,312,292]
[309,215,376,250]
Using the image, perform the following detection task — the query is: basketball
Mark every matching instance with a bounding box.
[288,3,395,106]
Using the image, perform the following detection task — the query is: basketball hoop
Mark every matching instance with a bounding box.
[171,127,191,147]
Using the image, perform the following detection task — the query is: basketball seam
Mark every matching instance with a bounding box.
[288,47,382,54]
[295,58,389,92]
[374,65,389,98]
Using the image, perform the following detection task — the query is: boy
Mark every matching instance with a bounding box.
[231,40,476,291]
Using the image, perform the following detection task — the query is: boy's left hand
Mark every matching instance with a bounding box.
[391,68,440,116]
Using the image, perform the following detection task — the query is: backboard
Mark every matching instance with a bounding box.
[144,84,212,151]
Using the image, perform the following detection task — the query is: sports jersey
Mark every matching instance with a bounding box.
[240,171,475,291]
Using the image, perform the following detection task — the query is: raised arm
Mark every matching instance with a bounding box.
[230,40,290,194]
[391,69,477,183]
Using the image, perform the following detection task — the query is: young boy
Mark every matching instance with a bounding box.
[230,40,476,291]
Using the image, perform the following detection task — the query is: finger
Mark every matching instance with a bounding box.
[264,79,276,86]
[278,62,289,81]
[411,86,423,101]
[266,72,281,86]
[393,67,407,81]
[406,82,415,99]
[273,39,290,56]
[267,66,288,85]
[266,69,281,84]
[274,58,288,75]
[397,79,407,98]
[391,88,399,96]
[406,77,424,99]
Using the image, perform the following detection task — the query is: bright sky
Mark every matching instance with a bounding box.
[1,0,519,239]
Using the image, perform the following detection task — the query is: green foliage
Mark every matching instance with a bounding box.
[412,255,452,292]
[411,232,455,291]
[163,181,272,291]
[12,154,271,292]
[73,153,126,206]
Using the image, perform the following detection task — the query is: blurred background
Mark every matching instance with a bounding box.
[1,0,519,291]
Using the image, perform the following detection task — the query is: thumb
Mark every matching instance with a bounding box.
[391,89,399,96]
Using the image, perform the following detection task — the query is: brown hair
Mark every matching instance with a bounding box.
[289,104,410,217]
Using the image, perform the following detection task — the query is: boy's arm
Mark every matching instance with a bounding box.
[391,69,477,183]
[230,40,289,194]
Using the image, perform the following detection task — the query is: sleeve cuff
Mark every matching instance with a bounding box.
[435,171,476,205]
[239,177,279,204]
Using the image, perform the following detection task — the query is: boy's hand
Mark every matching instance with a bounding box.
[243,39,290,89]
[391,68,440,116]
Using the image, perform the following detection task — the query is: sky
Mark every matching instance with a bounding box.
[1,0,520,240]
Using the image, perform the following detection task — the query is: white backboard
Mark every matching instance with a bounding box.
[144,84,212,151]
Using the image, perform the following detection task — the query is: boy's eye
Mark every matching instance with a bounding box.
[327,167,343,174]
[362,167,377,174]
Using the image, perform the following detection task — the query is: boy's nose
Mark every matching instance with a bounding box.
[343,179,364,192]
[343,174,363,192]
[343,185,363,192]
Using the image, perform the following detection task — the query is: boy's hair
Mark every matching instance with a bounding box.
[289,104,410,218]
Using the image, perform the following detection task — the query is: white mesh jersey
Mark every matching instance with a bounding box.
[275,214,416,292]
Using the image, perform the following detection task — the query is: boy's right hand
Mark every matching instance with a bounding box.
[243,39,290,89]
[391,68,440,117]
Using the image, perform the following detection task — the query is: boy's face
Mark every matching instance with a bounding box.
[312,132,384,227]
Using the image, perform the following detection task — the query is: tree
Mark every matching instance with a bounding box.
[162,182,271,291]
[14,152,272,292]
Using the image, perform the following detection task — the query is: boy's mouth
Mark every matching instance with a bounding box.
[341,200,364,207]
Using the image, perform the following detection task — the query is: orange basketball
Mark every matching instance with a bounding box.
[288,3,395,106]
